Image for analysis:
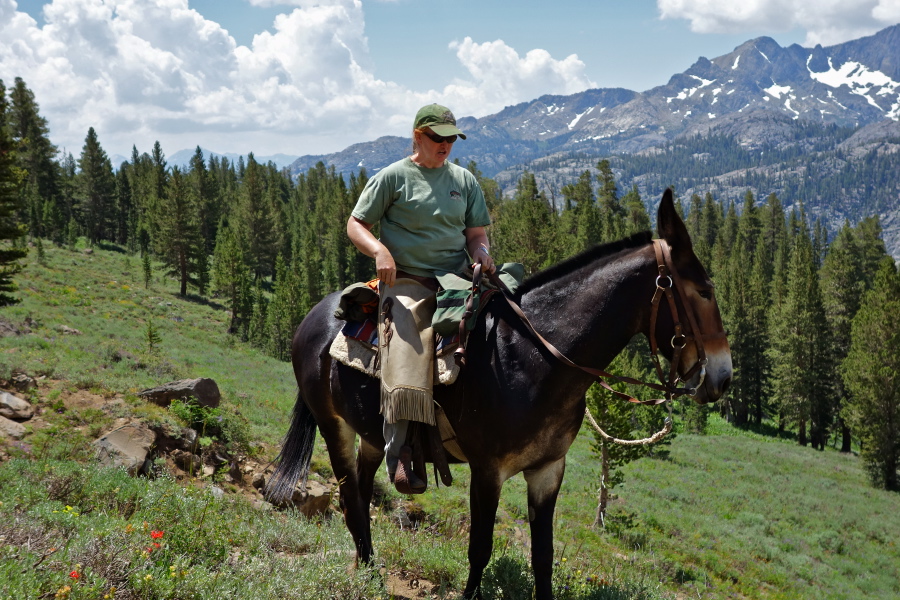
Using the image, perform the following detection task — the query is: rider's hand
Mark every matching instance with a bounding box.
[375,248,397,287]
[474,246,496,274]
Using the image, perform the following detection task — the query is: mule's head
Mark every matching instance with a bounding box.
[655,188,732,404]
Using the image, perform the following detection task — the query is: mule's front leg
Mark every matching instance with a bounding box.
[462,469,503,600]
[524,457,566,600]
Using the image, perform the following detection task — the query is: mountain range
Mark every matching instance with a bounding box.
[110,149,300,171]
[284,24,900,258]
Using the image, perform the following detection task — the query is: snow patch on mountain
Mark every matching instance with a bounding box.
[808,57,900,118]
[765,84,792,99]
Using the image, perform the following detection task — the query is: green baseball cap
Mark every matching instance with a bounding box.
[413,104,467,139]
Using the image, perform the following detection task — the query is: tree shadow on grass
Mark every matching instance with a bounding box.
[178,293,226,312]
[96,241,127,254]
[741,418,798,442]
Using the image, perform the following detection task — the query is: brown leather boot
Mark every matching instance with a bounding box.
[394,445,426,494]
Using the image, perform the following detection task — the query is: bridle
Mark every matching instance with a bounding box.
[461,239,725,405]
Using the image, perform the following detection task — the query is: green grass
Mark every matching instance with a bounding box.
[0,240,295,443]
[2,240,898,599]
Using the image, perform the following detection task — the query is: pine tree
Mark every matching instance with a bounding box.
[620,184,650,236]
[76,127,116,244]
[491,171,558,275]
[595,159,622,241]
[237,153,276,280]
[156,167,205,297]
[212,221,252,332]
[247,283,268,348]
[560,170,601,252]
[820,223,864,452]
[766,222,832,447]
[265,254,306,360]
[142,250,153,289]
[7,78,58,237]
[114,164,133,246]
[842,257,900,490]
[145,318,162,355]
[853,216,888,289]
[188,147,220,255]
[746,241,772,425]
[586,338,673,526]
[0,80,28,306]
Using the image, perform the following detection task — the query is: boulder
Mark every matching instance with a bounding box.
[266,478,334,517]
[0,415,27,440]
[0,319,21,337]
[10,373,36,392]
[0,392,34,420]
[169,449,203,474]
[58,325,82,335]
[93,424,156,476]
[138,378,221,409]
[150,422,198,454]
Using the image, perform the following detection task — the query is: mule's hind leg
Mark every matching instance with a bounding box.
[320,419,379,565]
[523,457,566,600]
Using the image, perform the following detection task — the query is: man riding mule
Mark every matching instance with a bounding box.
[267,182,732,599]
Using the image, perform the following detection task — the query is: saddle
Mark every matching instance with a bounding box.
[329,265,524,490]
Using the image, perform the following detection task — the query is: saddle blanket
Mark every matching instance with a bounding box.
[329,321,461,386]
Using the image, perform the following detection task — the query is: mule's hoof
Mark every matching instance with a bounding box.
[394,446,426,494]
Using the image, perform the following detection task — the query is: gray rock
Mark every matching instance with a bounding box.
[0,392,34,420]
[93,424,156,476]
[169,449,203,474]
[10,373,36,392]
[267,479,334,517]
[138,378,221,409]
[150,422,198,453]
[0,415,27,440]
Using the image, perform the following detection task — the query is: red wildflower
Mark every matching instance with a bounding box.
[150,531,164,539]
[69,570,80,579]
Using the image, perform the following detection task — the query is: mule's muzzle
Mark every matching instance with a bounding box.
[690,353,732,404]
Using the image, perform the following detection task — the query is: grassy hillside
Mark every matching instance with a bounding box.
[1,241,898,600]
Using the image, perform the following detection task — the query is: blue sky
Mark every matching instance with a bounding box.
[3,0,898,159]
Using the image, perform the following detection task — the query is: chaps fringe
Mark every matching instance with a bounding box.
[381,385,436,426]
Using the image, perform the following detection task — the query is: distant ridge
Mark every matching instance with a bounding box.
[287,24,900,182]
[165,148,299,170]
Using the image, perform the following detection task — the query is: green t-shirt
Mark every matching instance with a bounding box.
[351,158,491,277]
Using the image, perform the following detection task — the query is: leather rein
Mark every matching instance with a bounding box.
[457,239,722,405]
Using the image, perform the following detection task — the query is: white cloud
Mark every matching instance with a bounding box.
[0,0,594,158]
[445,38,595,116]
[658,0,900,46]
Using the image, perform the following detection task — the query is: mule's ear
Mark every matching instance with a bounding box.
[657,188,695,260]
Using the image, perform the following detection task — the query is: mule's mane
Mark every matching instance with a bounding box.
[515,231,652,297]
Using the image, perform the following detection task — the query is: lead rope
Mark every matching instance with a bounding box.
[583,407,672,446]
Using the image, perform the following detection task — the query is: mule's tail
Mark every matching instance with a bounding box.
[265,390,317,505]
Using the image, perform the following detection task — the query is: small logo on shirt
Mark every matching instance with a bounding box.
[450,190,462,200]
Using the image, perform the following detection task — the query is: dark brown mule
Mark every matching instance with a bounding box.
[267,189,732,599]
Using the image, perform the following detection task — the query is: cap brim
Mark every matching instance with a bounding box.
[429,123,466,139]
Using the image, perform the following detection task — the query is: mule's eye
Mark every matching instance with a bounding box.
[698,289,712,300]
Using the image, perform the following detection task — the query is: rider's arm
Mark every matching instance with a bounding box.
[347,216,397,287]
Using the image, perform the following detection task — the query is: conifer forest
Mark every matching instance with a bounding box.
[2,76,899,492]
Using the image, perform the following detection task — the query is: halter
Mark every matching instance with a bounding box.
[483,238,725,405]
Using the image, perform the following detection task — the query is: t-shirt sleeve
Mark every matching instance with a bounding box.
[464,172,491,228]
[351,171,395,225]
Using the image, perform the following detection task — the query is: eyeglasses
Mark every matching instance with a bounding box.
[421,130,457,144]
